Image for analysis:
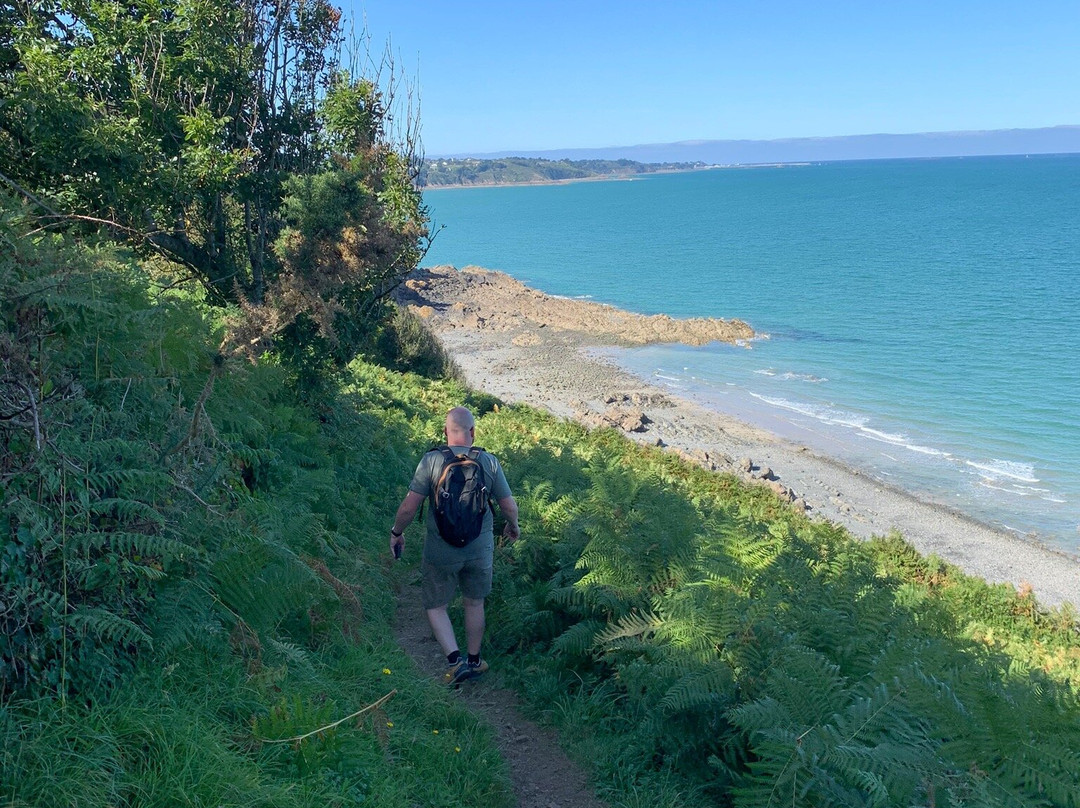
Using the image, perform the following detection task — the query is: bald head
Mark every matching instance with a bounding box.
[445,406,475,446]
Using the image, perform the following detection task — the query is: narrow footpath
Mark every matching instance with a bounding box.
[393,570,609,808]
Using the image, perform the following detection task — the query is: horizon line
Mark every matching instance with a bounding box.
[430,123,1080,161]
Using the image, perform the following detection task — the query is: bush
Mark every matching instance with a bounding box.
[373,305,464,381]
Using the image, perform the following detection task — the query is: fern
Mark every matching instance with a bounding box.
[657,665,737,715]
[67,606,152,649]
[595,610,666,646]
[552,619,606,657]
[68,530,196,564]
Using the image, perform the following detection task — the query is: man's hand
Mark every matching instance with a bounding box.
[501,522,520,543]
[497,495,520,544]
[390,491,423,560]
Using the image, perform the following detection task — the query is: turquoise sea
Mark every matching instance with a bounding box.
[422,155,1080,555]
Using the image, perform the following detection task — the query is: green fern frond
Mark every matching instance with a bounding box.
[765,645,848,727]
[727,695,792,736]
[67,606,152,648]
[594,610,666,646]
[546,584,587,611]
[147,580,223,654]
[552,619,605,657]
[265,639,315,676]
[86,497,166,526]
[658,666,736,715]
[69,530,196,563]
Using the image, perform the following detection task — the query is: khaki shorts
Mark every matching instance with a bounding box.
[421,556,492,609]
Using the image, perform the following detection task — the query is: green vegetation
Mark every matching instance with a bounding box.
[0,203,511,806]
[3,4,1080,806]
[1,0,427,376]
[476,414,1080,806]
[419,157,707,187]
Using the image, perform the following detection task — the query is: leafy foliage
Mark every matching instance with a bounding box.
[1,0,428,370]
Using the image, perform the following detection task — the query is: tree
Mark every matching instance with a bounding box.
[1,0,427,366]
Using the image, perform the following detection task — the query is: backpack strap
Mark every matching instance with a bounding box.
[433,446,486,494]
[417,445,491,521]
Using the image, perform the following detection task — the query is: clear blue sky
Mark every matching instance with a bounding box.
[345,1,1080,156]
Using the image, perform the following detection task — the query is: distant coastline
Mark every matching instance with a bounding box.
[419,156,708,188]
[420,128,1080,188]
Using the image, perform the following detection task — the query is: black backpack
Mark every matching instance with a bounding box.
[431,446,490,547]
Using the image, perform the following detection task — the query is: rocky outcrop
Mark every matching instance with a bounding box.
[396,265,755,347]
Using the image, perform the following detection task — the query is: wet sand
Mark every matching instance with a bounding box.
[397,265,1080,611]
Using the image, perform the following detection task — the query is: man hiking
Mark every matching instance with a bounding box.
[390,406,520,684]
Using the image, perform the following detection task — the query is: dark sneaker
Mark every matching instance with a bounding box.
[465,658,488,679]
[445,658,488,685]
[444,660,468,684]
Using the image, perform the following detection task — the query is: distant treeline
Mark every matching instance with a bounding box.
[419,157,706,186]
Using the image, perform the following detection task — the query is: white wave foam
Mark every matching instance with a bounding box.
[749,392,823,420]
[903,443,952,458]
[831,415,869,428]
[859,427,908,445]
[749,394,962,463]
[965,459,1039,483]
[978,480,1032,496]
[754,368,828,383]
[779,372,829,383]
[654,374,682,383]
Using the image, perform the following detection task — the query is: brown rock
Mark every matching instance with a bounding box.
[767,480,793,501]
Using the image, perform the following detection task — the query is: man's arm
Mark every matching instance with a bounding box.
[497,495,520,541]
[390,490,425,557]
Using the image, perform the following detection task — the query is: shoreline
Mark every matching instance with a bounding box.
[396,265,1080,611]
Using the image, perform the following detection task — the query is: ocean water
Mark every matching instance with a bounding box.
[422,155,1080,554]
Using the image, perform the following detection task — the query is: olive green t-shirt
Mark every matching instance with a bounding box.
[408,446,512,566]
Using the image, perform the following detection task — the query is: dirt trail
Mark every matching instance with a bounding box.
[393,570,609,808]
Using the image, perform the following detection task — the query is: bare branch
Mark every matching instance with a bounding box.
[14,381,42,451]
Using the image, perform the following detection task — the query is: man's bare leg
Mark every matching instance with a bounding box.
[425,605,459,657]
[463,597,485,657]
